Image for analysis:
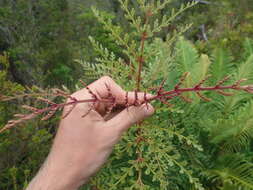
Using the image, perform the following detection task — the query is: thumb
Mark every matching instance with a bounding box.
[106,104,154,133]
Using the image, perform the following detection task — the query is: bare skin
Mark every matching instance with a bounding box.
[26,76,154,190]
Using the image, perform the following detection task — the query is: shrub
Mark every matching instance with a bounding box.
[1,1,253,190]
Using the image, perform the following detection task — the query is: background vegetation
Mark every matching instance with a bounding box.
[0,0,253,189]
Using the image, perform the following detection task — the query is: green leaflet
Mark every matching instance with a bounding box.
[207,100,253,153]
[206,155,253,190]
[237,54,253,82]
[210,48,234,84]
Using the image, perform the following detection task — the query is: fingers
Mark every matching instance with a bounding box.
[106,103,154,134]
[70,76,125,114]
[74,76,155,116]
[88,76,126,100]
[88,76,154,104]
[122,91,154,105]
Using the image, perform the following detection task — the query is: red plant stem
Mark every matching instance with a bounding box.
[136,11,150,91]
[61,85,240,107]
[41,85,245,110]
[31,99,111,115]
[1,83,252,134]
[136,32,146,91]
[148,85,239,102]
[135,10,152,185]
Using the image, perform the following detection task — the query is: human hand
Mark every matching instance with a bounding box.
[26,76,154,190]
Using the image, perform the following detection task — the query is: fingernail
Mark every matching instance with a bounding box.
[142,104,154,116]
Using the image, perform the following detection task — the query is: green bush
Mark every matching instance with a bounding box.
[0,0,253,190]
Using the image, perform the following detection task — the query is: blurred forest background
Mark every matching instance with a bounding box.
[0,0,253,189]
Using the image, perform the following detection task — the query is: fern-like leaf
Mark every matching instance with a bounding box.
[206,155,253,190]
[210,48,234,84]
[207,101,253,153]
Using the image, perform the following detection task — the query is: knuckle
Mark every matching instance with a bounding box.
[101,75,113,82]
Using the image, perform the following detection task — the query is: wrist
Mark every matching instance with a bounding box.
[26,156,86,190]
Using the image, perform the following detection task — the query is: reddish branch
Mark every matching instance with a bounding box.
[134,10,153,185]
[136,10,151,91]
[136,31,147,91]
[0,74,253,133]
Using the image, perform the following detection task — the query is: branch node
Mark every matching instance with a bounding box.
[195,75,211,88]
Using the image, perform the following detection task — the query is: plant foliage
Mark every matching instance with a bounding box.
[0,0,253,190]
